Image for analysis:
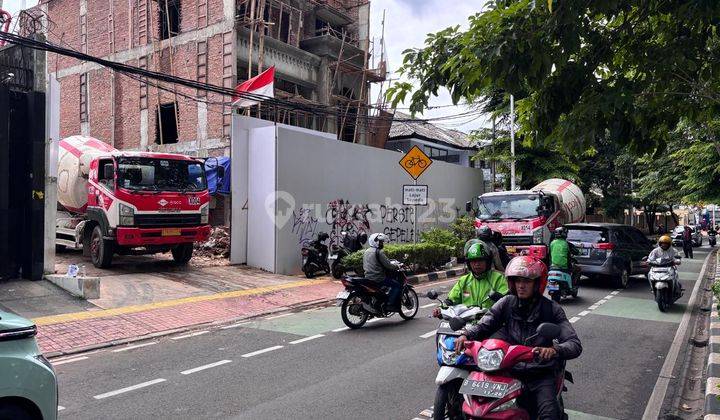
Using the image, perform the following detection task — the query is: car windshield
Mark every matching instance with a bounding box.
[567,228,607,244]
[117,157,207,192]
[477,194,541,220]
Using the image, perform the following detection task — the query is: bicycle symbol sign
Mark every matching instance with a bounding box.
[399,145,433,180]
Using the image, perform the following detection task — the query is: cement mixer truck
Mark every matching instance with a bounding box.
[55,136,217,268]
[466,179,586,259]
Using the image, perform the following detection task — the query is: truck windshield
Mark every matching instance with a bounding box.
[478,194,542,220]
[117,157,207,192]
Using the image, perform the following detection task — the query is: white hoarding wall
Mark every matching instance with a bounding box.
[231,116,484,275]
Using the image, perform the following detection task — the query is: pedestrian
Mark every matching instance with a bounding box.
[682,226,694,259]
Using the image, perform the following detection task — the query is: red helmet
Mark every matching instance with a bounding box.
[505,256,548,295]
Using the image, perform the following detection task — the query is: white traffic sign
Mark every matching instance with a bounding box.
[403,185,428,206]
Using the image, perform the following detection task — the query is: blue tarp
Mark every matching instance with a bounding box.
[205,157,231,195]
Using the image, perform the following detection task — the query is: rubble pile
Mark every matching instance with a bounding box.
[194,226,230,259]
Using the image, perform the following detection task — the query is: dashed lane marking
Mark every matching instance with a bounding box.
[332,326,350,332]
[112,342,157,352]
[51,356,88,366]
[58,406,65,411]
[611,290,620,295]
[266,313,292,320]
[220,322,249,330]
[181,360,232,375]
[420,303,436,309]
[93,378,167,399]
[367,317,383,323]
[578,310,590,317]
[420,330,437,339]
[241,345,284,358]
[569,316,580,323]
[289,334,325,345]
[171,331,209,340]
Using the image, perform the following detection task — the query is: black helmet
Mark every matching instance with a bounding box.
[317,232,329,242]
[554,227,567,239]
[357,232,368,245]
[477,225,493,241]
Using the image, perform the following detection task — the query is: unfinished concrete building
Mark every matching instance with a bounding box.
[29,0,386,157]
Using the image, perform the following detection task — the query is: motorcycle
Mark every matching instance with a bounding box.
[425,290,503,420]
[329,231,367,279]
[644,255,683,312]
[547,259,580,303]
[709,231,717,247]
[301,232,330,278]
[448,317,571,419]
[335,261,418,328]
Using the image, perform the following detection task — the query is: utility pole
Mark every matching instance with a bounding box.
[510,94,516,191]
[491,116,496,192]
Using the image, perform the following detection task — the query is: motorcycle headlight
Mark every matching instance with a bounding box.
[119,204,134,226]
[477,348,504,371]
[201,204,209,224]
[533,229,544,244]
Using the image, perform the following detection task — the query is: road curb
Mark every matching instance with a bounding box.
[406,266,467,285]
[705,251,720,418]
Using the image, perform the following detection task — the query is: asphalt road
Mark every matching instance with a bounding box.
[53,248,711,420]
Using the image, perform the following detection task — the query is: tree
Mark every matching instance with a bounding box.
[387,1,720,155]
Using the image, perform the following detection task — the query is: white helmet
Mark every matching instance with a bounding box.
[368,233,388,249]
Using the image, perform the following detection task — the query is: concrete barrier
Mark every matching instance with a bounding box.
[45,275,100,299]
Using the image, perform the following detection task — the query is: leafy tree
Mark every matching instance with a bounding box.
[387,1,720,154]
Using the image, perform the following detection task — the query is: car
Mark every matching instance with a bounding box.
[0,310,57,420]
[671,225,703,247]
[565,223,655,288]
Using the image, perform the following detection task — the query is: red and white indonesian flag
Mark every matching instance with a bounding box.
[232,66,275,108]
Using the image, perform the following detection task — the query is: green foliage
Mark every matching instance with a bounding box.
[451,215,477,243]
[389,1,720,155]
[420,227,464,258]
[343,242,454,275]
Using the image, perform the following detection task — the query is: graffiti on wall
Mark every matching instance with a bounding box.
[291,207,318,246]
[378,204,415,243]
[325,199,372,247]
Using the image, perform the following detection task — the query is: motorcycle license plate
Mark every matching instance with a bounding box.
[547,283,560,291]
[336,291,350,300]
[579,248,590,256]
[459,378,509,399]
[506,246,517,254]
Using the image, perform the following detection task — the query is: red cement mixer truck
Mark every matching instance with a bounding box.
[55,136,218,268]
[466,179,586,259]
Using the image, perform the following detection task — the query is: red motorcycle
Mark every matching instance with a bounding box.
[449,319,571,419]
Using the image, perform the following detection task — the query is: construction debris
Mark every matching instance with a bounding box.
[194,226,230,258]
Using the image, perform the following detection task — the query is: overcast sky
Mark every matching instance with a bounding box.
[2,0,489,132]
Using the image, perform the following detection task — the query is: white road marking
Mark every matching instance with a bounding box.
[332,326,350,332]
[302,308,320,313]
[112,342,156,352]
[181,360,232,375]
[290,334,325,345]
[93,378,166,399]
[569,317,580,323]
[420,330,437,339]
[220,322,248,330]
[578,310,590,317]
[597,299,608,305]
[420,409,434,417]
[420,303,436,309]
[241,345,284,358]
[58,406,65,411]
[51,356,88,366]
[266,313,292,320]
[171,331,209,340]
[611,290,620,295]
[604,295,615,299]
[588,304,600,310]
[367,317,383,323]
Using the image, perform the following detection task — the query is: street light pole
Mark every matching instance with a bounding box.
[510,94,516,191]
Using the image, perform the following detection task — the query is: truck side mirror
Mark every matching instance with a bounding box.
[466,201,472,213]
[103,163,114,180]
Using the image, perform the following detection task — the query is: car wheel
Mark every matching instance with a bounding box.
[614,267,630,289]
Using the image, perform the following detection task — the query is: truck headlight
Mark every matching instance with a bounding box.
[533,229,544,244]
[119,204,134,226]
[477,348,504,371]
[201,205,209,224]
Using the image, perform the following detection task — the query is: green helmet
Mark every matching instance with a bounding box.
[466,242,490,261]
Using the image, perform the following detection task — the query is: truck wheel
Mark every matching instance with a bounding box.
[171,243,194,264]
[90,225,113,268]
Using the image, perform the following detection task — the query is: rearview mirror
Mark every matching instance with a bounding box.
[466,201,472,213]
[103,163,114,180]
[449,316,467,331]
[426,290,439,300]
[536,323,561,340]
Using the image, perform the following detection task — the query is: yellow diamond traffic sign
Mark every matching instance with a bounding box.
[399,145,433,180]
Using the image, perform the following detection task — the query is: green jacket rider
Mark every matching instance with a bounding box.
[549,226,579,270]
[434,242,508,316]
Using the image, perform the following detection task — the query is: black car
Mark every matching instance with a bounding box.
[565,223,655,288]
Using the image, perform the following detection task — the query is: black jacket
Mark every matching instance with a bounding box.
[465,295,582,374]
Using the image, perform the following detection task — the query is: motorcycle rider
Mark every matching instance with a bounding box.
[492,230,512,267]
[648,235,681,291]
[432,242,508,318]
[363,233,402,312]
[464,226,505,271]
[549,227,580,273]
[454,256,582,419]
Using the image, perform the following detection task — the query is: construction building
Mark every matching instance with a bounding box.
[26,0,387,157]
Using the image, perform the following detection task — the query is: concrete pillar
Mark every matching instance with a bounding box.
[140,108,148,150]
